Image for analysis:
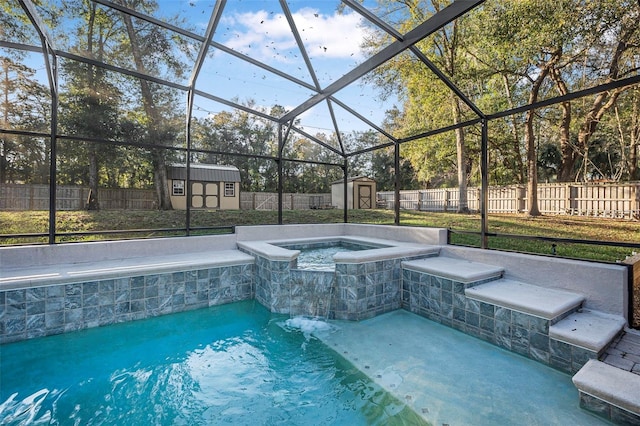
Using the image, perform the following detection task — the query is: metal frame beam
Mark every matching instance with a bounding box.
[184,1,226,235]
[19,0,59,244]
[345,0,485,119]
[329,96,397,143]
[279,0,484,123]
[280,0,321,91]
[290,126,346,158]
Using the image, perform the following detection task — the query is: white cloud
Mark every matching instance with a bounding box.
[219,7,367,63]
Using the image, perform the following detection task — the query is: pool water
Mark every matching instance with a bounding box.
[295,246,353,271]
[0,301,424,425]
[318,310,609,425]
[292,242,377,271]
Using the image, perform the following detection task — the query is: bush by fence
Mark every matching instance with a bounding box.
[377,182,640,219]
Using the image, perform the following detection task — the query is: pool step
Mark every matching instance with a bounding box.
[401,256,504,284]
[572,359,640,423]
[465,279,585,320]
[550,309,626,353]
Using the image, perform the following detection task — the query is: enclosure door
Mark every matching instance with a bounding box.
[357,184,372,209]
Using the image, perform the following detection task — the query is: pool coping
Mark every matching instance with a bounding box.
[237,236,440,264]
[0,250,255,290]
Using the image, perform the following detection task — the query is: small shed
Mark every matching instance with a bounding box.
[331,176,376,210]
[167,164,241,210]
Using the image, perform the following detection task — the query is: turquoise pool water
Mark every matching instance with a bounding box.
[318,310,609,425]
[293,242,374,271]
[0,301,422,425]
[295,246,352,271]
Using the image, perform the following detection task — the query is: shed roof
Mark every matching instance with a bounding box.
[168,164,241,182]
[331,176,375,185]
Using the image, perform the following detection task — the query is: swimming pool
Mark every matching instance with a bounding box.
[1,300,610,425]
[0,301,423,425]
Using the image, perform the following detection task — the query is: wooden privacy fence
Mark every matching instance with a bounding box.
[4,183,639,218]
[240,192,332,210]
[377,182,640,219]
[0,184,156,210]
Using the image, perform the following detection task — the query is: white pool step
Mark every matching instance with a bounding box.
[465,279,585,320]
[550,309,626,353]
[402,256,504,284]
[573,359,640,419]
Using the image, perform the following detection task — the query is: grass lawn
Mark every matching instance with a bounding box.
[1,208,638,263]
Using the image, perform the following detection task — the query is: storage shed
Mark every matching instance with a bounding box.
[167,164,241,210]
[331,176,376,209]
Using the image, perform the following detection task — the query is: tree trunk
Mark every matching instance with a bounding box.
[85,2,100,210]
[86,144,100,210]
[524,107,540,216]
[453,97,468,213]
[502,74,524,183]
[525,51,560,216]
[549,67,574,182]
[630,88,640,180]
[1,58,9,184]
[121,8,172,209]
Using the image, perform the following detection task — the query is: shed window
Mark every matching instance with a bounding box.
[224,182,235,197]
[172,180,185,196]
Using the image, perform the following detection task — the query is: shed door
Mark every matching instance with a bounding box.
[357,184,372,209]
[191,182,219,209]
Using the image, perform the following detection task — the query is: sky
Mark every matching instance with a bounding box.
[5,0,404,136]
[190,0,400,134]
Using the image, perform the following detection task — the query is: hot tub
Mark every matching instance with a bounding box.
[237,237,439,320]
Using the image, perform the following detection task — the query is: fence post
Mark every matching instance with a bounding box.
[631,184,640,219]
[516,185,525,213]
[29,185,34,210]
[444,189,449,212]
[290,194,294,210]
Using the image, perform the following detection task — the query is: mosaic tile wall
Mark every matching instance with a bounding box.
[334,255,434,321]
[0,263,253,344]
[290,269,334,318]
[579,391,640,425]
[248,254,294,314]
[402,268,596,374]
[244,247,434,321]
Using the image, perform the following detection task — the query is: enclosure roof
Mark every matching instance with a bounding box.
[6,0,640,159]
[7,0,485,158]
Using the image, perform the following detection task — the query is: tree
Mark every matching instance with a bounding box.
[471,0,584,215]
[572,1,640,182]
[118,0,187,209]
[364,1,487,211]
[59,0,123,209]
[1,57,50,184]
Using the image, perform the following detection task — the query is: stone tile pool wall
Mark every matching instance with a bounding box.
[290,269,334,317]
[0,264,253,344]
[250,254,294,314]
[243,247,435,320]
[334,258,405,321]
[402,268,597,374]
